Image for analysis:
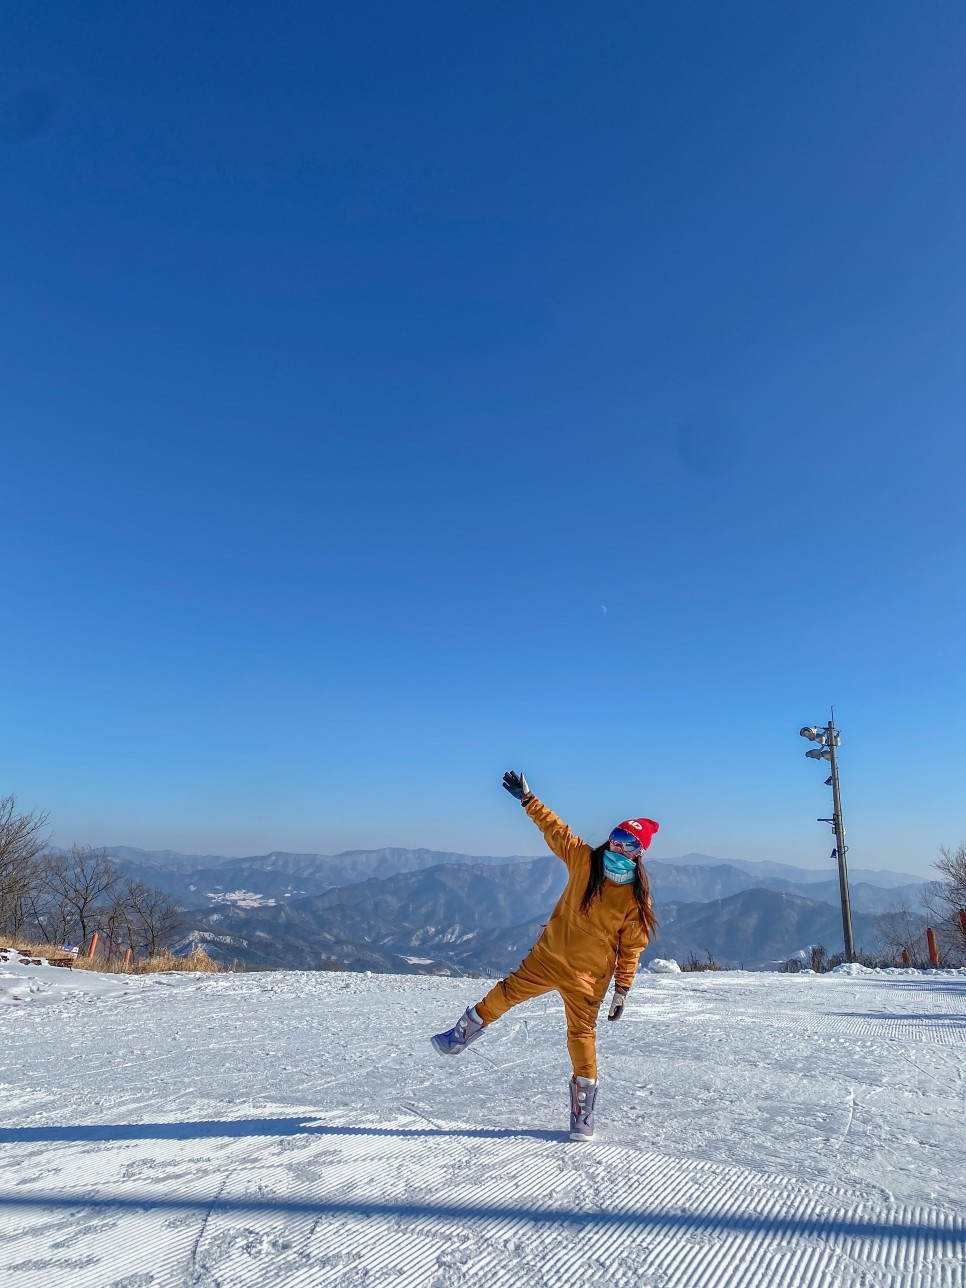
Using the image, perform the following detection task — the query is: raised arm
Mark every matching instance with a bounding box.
[502,771,587,867]
[523,796,584,865]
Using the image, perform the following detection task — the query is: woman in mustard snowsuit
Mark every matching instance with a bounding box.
[432,771,659,1140]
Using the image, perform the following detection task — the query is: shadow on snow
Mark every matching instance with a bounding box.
[0,1118,559,1145]
[0,1118,962,1247]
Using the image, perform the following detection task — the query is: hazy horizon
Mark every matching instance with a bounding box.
[85,834,935,881]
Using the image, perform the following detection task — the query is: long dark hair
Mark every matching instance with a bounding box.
[581,843,658,938]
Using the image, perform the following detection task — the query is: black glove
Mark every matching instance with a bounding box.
[607,987,628,1021]
[502,770,531,802]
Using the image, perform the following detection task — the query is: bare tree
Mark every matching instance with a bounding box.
[102,886,139,961]
[123,879,184,956]
[875,899,929,967]
[921,843,966,966]
[0,795,50,937]
[3,805,188,964]
[40,846,120,950]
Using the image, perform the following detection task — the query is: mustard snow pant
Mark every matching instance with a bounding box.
[475,950,603,1080]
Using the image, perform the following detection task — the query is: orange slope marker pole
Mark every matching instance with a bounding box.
[926,927,940,969]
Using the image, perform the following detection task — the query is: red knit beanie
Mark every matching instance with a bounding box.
[610,818,660,853]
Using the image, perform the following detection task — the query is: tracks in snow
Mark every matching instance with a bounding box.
[0,1113,963,1287]
[1,970,964,1286]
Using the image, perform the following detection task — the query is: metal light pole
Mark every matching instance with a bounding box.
[800,715,856,962]
[824,720,855,962]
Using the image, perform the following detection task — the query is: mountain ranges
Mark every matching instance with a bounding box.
[105,844,930,975]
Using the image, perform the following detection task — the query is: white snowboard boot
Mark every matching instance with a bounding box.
[432,1006,485,1056]
[570,1075,598,1141]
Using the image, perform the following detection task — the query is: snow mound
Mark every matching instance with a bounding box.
[832,964,966,978]
[647,958,681,974]
[0,950,175,1007]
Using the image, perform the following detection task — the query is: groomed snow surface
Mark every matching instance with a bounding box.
[1,956,964,1287]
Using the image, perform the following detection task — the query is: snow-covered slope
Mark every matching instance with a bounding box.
[1,957,963,1286]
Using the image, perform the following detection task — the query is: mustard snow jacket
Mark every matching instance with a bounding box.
[523,795,652,996]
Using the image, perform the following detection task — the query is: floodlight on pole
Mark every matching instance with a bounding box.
[798,711,855,962]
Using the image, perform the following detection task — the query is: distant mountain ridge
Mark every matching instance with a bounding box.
[176,858,887,974]
[107,844,534,888]
[108,844,928,893]
[653,889,882,967]
[666,853,927,888]
[103,844,929,975]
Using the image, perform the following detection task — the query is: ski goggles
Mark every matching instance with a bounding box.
[608,827,644,860]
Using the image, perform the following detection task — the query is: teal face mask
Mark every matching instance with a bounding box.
[603,849,637,885]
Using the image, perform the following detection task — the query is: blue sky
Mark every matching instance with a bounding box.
[2,2,963,875]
